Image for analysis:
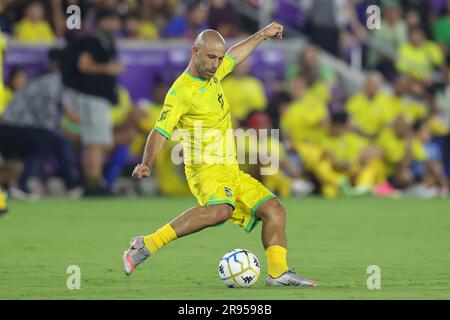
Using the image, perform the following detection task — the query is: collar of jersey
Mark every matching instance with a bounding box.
[184,70,209,83]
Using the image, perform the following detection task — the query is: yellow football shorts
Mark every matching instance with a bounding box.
[186,164,276,233]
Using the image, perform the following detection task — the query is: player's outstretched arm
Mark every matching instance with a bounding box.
[132,129,167,179]
[227,22,283,65]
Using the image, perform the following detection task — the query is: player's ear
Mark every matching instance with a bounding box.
[192,46,199,57]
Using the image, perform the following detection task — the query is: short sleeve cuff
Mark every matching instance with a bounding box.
[154,126,171,139]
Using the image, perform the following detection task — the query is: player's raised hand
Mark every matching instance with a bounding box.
[262,22,284,40]
[132,163,151,179]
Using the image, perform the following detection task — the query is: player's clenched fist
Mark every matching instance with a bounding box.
[132,164,151,179]
[262,22,284,40]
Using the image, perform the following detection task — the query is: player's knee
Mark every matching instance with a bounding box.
[209,204,233,224]
[258,199,286,225]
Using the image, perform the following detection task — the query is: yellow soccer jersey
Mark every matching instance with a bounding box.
[346,92,391,136]
[321,132,370,165]
[395,41,444,81]
[382,95,427,126]
[221,75,266,123]
[154,54,237,168]
[376,128,426,175]
[281,93,328,144]
[155,141,191,197]
[111,87,133,126]
[14,18,55,44]
[137,103,162,133]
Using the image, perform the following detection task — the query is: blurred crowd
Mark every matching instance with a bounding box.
[0,0,259,42]
[0,0,449,203]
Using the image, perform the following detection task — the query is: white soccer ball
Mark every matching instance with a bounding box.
[218,248,260,288]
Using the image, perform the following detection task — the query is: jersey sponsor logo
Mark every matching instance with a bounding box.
[164,103,173,108]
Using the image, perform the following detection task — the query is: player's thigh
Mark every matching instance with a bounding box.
[186,165,240,209]
[231,171,276,233]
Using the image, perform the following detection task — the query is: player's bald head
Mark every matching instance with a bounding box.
[191,29,227,80]
[194,29,226,50]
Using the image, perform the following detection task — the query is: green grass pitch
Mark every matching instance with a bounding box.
[0,197,449,299]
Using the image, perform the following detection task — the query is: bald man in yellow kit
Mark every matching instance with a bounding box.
[122,23,316,287]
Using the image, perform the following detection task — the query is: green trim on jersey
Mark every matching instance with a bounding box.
[206,199,236,210]
[245,194,277,233]
[184,71,209,82]
[154,126,170,139]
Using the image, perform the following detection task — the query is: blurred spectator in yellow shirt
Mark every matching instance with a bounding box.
[376,116,426,188]
[320,111,388,196]
[285,44,335,103]
[130,81,190,197]
[382,75,428,126]
[346,72,391,138]
[122,12,159,40]
[281,75,329,145]
[396,27,446,83]
[237,111,314,198]
[130,82,168,156]
[14,1,56,44]
[222,58,267,127]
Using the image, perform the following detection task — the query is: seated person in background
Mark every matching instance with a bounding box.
[13,1,56,44]
[237,111,314,198]
[104,86,142,188]
[346,72,391,138]
[376,116,427,190]
[281,75,329,145]
[0,48,80,199]
[154,140,191,197]
[285,44,335,103]
[396,27,446,84]
[221,58,267,127]
[122,12,159,40]
[0,67,28,117]
[130,82,190,197]
[62,86,143,189]
[382,75,428,126]
[130,82,168,157]
[320,112,393,197]
[406,120,449,198]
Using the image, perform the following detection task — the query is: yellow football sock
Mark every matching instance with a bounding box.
[143,224,177,254]
[266,245,288,278]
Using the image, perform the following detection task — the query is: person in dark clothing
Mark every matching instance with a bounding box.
[62,9,123,196]
[0,48,81,199]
